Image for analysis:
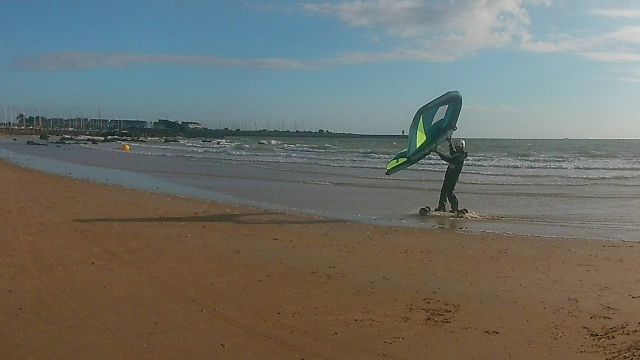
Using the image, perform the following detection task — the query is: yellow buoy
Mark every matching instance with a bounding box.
[122,144,130,151]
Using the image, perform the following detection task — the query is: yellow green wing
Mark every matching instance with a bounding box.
[385,91,462,175]
[385,149,409,175]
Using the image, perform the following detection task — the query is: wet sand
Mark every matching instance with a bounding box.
[2,159,640,360]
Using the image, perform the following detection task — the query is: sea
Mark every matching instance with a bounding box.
[2,135,639,242]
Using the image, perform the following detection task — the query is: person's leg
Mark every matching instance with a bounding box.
[447,180,459,212]
[435,181,447,211]
[448,191,458,212]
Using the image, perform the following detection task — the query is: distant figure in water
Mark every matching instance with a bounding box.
[433,137,467,213]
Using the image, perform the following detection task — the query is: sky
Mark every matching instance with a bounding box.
[1,0,640,138]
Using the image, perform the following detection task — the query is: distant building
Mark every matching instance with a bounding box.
[153,119,181,130]
[182,121,203,130]
[109,119,148,131]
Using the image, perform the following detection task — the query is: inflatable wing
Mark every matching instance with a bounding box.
[385,91,462,175]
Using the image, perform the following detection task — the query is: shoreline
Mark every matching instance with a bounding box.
[0,127,408,140]
[2,159,640,359]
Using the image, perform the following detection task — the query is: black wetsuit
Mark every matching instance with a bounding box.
[436,143,467,211]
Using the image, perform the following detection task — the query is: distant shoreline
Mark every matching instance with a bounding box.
[3,128,636,141]
[0,127,407,140]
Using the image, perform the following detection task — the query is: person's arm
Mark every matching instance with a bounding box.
[438,149,465,165]
[436,150,454,164]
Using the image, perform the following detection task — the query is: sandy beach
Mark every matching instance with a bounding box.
[2,158,640,360]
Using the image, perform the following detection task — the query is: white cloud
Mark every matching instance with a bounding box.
[521,28,640,63]
[580,52,640,62]
[521,34,603,53]
[606,26,640,44]
[12,51,322,71]
[590,8,640,18]
[302,0,456,38]
[301,0,544,59]
[15,49,469,71]
[13,1,640,72]
[538,9,640,64]
[303,2,640,66]
[521,17,640,63]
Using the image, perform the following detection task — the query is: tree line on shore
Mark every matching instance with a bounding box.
[0,126,405,139]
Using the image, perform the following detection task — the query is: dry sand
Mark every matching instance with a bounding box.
[1,159,640,359]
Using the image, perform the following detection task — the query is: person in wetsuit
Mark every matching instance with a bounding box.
[433,137,467,213]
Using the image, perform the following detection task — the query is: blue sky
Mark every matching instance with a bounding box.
[1,0,640,138]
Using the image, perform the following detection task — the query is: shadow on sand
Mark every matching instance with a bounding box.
[75,212,345,226]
